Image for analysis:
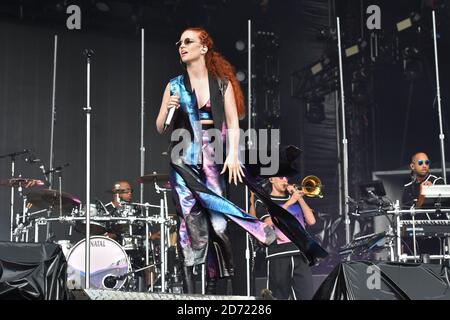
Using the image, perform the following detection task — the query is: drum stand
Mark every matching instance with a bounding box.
[131,200,172,292]
[0,149,30,241]
[154,182,170,292]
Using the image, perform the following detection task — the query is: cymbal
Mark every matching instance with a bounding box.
[26,189,81,212]
[0,178,45,188]
[138,173,169,184]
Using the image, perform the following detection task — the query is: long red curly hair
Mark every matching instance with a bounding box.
[183,27,246,118]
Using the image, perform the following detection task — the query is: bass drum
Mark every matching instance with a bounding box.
[66,236,130,290]
[56,240,73,259]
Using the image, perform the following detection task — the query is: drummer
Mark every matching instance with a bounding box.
[104,180,160,241]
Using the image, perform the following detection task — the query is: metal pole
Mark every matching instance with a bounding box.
[160,199,166,292]
[395,201,401,261]
[83,49,93,289]
[201,264,206,294]
[432,11,447,184]
[34,220,39,243]
[49,35,58,189]
[335,90,343,219]
[245,19,253,297]
[140,28,146,203]
[9,159,15,241]
[21,194,27,242]
[163,190,169,289]
[337,17,350,244]
[145,205,149,267]
[245,20,253,296]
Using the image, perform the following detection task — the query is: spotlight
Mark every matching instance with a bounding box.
[396,13,420,32]
[345,45,359,58]
[236,70,246,82]
[345,40,367,58]
[235,40,246,52]
[310,57,330,75]
[310,62,323,75]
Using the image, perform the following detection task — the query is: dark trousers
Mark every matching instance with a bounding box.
[267,254,313,300]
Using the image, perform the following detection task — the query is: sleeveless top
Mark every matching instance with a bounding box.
[198,99,213,121]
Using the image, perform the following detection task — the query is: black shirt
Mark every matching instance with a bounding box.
[255,195,306,259]
[401,174,445,219]
[401,174,445,208]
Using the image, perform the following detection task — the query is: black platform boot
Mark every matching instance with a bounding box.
[206,277,218,295]
[183,265,196,294]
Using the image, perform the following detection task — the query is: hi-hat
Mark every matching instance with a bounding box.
[26,189,81,212]
[0,178,45,188]
[138,173,169,184]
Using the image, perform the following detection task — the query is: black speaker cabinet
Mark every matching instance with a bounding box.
[314,260,450,300]
[0,241,68,300]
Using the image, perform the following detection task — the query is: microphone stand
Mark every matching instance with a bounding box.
[57,169,63,219]
[9,155,16,242]
[245,19,253,297]
[432,11,447,184]
[43,164,68,240]
[337,17,351,245]
[106,262,160,287]
[0,149,29,241]
[83,49,94,289]
[140,28,146,207]
[49,35,58,189]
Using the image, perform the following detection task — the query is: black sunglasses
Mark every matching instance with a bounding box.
[175,38,197,48]
[417,159,430,166]
[119,188,133,194]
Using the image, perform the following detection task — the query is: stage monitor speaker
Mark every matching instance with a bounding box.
[254,274,328,298]
[71,289,256,300]
[0,241,68,300]
[313,260,450,300]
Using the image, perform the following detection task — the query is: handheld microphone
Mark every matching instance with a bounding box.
[44,163,70,175]
[83,49,94,58]
[164,105,177,131]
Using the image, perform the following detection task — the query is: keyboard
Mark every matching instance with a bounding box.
[401,220,450,238]
[339,232,387,255]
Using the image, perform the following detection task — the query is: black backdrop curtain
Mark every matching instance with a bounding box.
[0,21,180,242]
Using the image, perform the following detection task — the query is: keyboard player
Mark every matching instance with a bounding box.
[402,152,445,215]
[401,152,445,259]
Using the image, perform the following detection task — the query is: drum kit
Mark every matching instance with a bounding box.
[1,171,180,293]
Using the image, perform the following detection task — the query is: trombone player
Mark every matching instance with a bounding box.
[255,176,317,300]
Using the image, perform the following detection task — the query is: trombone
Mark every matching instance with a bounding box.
[289,175,323,198]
